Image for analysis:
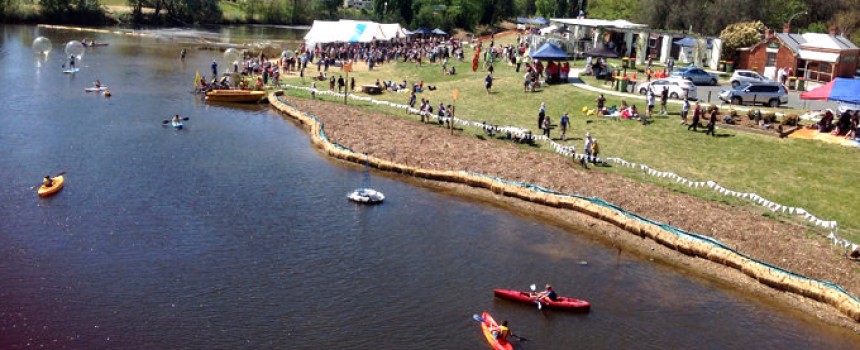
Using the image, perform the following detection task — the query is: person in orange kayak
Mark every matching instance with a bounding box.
[536,284,558,303]
[43,176,53,187]
[491,320,510,342]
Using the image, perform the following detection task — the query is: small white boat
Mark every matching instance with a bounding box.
[84,86,108,92]
[347,188,385,204]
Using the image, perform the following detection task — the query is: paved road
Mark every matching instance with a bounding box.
[694,83,838,111]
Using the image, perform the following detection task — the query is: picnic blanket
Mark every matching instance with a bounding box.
[788,128,860,147]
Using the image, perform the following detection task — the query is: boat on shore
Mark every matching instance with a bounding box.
[205,89,266,103]
[38,175,65,197]
[493,288,591,312]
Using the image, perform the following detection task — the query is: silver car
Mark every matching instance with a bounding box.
[729,69,773,88]
[719,82,788,107]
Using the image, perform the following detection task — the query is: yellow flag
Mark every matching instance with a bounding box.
[194,70,200,91]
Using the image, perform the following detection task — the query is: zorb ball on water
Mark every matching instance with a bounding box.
[64,40,85,60]
[32,37,52,55]
[223,48,242,66]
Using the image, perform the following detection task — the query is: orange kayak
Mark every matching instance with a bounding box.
[38,175,64,197]
[479,312,513,350]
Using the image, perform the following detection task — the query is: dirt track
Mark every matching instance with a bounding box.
[280,95,860,330]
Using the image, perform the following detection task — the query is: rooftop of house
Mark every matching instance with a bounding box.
[774,33,859,52]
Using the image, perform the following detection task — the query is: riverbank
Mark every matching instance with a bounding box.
[269,92,860,332]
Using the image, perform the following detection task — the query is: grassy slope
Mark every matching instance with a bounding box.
[279,37,860,243]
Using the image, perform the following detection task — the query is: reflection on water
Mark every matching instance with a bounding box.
[0,24,857,349]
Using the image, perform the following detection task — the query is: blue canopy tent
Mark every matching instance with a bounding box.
[529,42,569,60]
[801,78,860,105]
[412,27,432,35]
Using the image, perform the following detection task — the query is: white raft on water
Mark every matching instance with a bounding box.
[347,188,385,204]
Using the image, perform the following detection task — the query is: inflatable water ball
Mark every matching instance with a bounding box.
[64,40,85,60]
[582,106,588,113]
[223,48,242,66]
[32,37,52,55]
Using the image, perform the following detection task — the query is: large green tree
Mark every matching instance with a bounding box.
[586,0,638,21]
[719,20,766,62]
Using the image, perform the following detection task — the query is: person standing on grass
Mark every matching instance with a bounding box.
[596,94,606,114]
[538,103,547,130]
[660,88,669,115]
[560,112,570,141]
[688,102,702,131]
[646,87,655,118]
[590,138,600,164]
[680,98,690,125]
[485,73,493,94]
[705,106,718,137]
[542,114,552,138]
[584,133,593,163]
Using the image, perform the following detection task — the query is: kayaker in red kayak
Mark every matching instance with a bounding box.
[535,284,558,303]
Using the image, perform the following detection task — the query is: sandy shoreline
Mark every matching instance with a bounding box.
[274,94,860,332]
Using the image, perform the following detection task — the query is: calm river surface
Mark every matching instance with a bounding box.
[0,25,857,349]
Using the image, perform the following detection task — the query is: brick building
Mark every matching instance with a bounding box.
[737,27,859,83]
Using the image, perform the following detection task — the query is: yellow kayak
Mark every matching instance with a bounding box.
[38,175,64,197]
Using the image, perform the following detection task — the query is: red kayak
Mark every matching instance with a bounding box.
[479,312,514,350]
[494,288,590,312]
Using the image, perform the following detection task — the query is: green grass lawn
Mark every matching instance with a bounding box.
[278,39,860,243]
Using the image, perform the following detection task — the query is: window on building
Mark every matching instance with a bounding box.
[765,52,777,67]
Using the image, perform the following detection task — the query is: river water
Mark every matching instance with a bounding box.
[0,24,857,349]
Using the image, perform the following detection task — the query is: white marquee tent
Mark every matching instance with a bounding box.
[304,20,407,46]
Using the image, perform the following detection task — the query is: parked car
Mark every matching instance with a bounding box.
[719,82,788,107]
[634,78,697,100]
[729,69,773,88]
[670,67,718,86]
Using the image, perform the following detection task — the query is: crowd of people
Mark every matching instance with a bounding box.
[815,109,860,140]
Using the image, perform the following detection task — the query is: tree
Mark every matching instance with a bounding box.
[719,20,766,62]
[514,0,535,16]
[534,0,554,18]
[586,0,639,21]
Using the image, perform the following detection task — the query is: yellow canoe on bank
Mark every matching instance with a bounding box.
[38,175,64,197]
[205,90,266,103]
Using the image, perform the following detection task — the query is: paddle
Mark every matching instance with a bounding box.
[471,314,529,342]
[531,284,542,310]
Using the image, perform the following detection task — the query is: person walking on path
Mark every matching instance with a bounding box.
[560,112,570,141]
[705,107,718,137]
[538,103,546,130]
[660,88,669,115]
[688,102,702,131]
[680,99,690,125]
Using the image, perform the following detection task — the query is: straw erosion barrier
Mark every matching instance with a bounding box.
[267,91,860,324]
